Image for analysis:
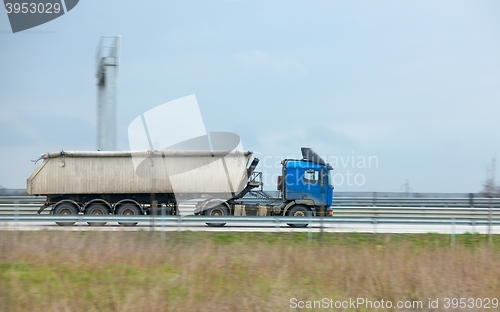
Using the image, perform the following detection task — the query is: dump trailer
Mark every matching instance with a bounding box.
[28,147,333,226]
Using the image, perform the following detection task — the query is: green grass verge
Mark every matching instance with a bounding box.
[1,231,500,311]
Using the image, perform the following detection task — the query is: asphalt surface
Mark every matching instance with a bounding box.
[2,204,499,234]
[1,220,498,234]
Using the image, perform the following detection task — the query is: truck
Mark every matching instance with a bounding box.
[27,147,334,226]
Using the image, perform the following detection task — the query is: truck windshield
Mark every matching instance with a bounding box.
[328,170,333,187]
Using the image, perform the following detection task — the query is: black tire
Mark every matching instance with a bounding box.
[84,203,110,226]
[286,205,310,228]
[53,203,79,226]
[205,205,228,227]
[115,204,140,226]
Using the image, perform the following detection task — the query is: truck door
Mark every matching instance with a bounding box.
[301,168,327,206]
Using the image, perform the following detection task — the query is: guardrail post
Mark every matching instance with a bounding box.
[14,200,19,230]
[488,197,493,246]
[151,198,157,233]
[373,218,377,234]
[161,204,166,240]
[471,219,476,234]
[308,211,312,243]
[319,205,324,242]
[177,215,181,232]
[451,217,455,249]
[275,217,279,232]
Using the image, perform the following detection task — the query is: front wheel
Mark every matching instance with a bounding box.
[205,205,228,227]
[53,203,79,226]
[286,205,310,228]
[115,204,140,226]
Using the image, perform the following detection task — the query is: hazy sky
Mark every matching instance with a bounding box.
[1,1,499,193]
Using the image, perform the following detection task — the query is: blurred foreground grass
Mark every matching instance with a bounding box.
[1,231,499,311]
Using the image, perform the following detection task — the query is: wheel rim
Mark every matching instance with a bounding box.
[293,210,306,217]
[210,208,223,216]
[122,208,135,215]
[91,209,104,215]
[59,208,73,215]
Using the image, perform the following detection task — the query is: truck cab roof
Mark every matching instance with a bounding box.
[284,160,326,170]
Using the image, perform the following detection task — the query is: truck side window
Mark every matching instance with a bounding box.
[304,169,319,184]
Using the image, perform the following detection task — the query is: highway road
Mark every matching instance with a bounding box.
[1,219,498,234]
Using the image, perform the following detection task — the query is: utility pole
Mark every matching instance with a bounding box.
[96,36,121,151]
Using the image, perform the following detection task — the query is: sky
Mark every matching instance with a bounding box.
[1,1,500,193]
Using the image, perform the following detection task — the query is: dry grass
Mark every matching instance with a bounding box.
[1,231,499,311]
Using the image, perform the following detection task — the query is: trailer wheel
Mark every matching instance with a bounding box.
[116,204,140,226]
[84,204,110,226]
[286,205,309,228]
[205,206,228,227]
[53,203,79,226]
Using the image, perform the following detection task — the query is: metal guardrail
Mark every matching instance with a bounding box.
[1,196,500,218]
[0,196,46,202]
[1,196,499,234]
[0,196,198,215]
[1,212,499,224]
[0,196,46,214]
[1,214,500,225]
[332,198,500,208]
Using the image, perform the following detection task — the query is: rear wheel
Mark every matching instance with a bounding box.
[286,205,310,228]
[205,205,228,227]
[84,203,110,226]
[116,204,140,226]
[53,203,79,226]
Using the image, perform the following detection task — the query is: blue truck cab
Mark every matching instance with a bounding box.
[277,148,334,218]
